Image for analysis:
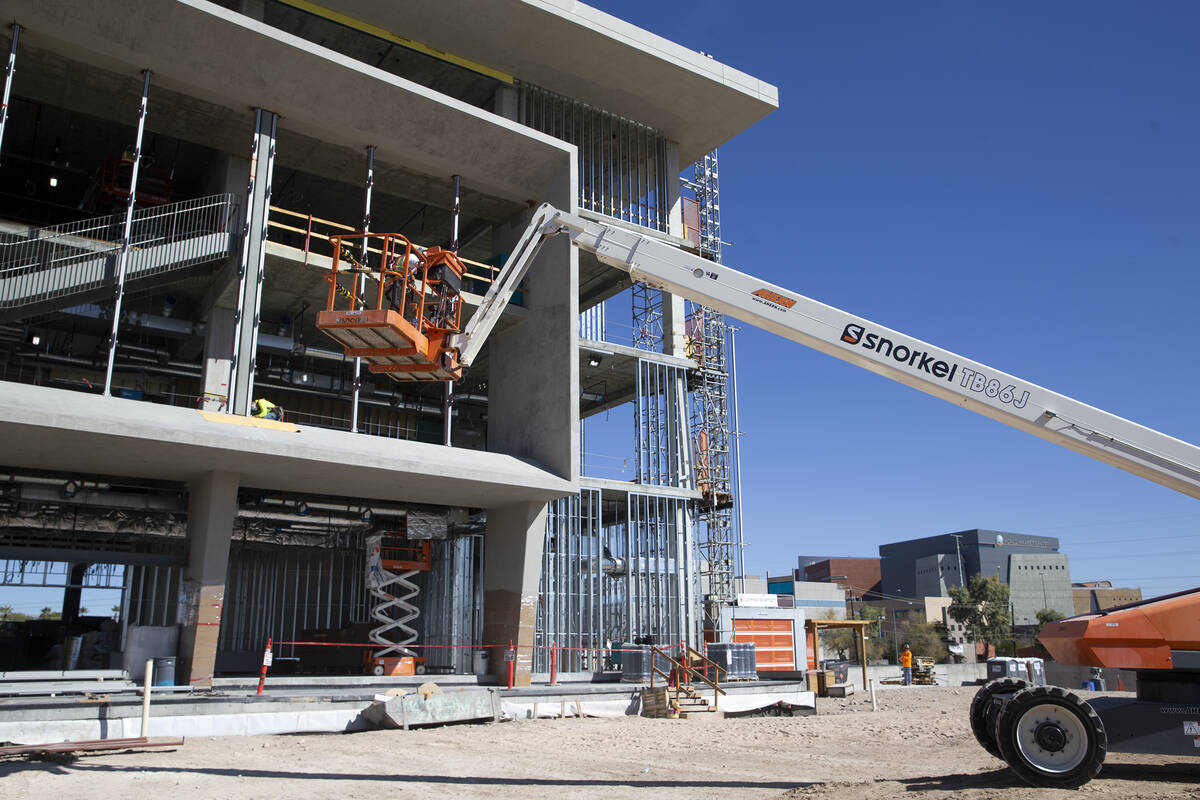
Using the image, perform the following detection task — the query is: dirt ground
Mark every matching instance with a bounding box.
[1,686,1197,799]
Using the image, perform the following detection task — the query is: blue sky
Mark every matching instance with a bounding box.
[585,1,1200,596]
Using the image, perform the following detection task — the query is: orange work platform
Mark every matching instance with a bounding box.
[316,232,465,382]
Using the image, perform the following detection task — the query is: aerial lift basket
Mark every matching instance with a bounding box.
[316,232,465,381]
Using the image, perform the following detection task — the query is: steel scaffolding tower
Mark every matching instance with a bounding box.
[684,149,737,638]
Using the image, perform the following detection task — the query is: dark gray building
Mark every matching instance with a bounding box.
[879,529,1073,626]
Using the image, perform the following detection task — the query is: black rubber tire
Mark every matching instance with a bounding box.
[969,678,1028,758]
[995,685,1106,789]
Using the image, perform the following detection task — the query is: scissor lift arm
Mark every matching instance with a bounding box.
[455,203,1200,500]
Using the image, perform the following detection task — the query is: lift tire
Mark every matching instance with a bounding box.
[969,678,1028,759]
[995,685,1106,789]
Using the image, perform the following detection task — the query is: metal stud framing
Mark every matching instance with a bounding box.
[634,359,691,487]
[518,82,670,233]
[535,489,602,672]
[417,535,484,674]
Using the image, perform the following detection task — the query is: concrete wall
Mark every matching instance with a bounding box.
[1008,553,1073,625]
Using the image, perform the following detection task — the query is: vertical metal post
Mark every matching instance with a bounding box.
[230,109,278,415]
[0,24,20,167]
[443,174,462,447]
[230,108,261,414]
[103,69,151,396]
[450,174,461,251]
[350,145,375,433]
[245,113,277,412]
[729,326,746,585]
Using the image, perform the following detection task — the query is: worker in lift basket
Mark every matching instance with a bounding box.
[252,397,284,421]
[900,642,913,686]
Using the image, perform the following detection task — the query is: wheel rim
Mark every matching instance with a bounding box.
[1014,702,1088,773]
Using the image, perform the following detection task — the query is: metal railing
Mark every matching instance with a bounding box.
[0,193,240,311]
[647,643,726,712]
[266,205,524,302]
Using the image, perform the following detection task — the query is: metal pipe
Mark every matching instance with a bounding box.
[104,69,151,397]
[450,174,461,252]
[0,24,21,167]
[729,325,746,584]
[350,145,375,433]
[443,173,462,447]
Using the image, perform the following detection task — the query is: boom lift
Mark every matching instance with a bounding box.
[454,204,1200,501]
[321,203,1200,785]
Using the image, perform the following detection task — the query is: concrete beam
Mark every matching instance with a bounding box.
[0,382,576,508]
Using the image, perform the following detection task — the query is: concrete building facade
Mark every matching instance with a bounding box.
[0,1,776,683]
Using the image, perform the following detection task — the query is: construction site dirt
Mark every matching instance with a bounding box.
[0,687,1196,799]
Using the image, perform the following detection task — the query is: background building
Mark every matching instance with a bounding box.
[1073,581,1143,615]
[879,529,1074,627]
[797,556,882,601]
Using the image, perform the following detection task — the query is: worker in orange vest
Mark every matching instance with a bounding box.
[900,642,913,686]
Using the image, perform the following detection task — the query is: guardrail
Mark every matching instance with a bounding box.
[0,193,239,311]
[266,205,523,301]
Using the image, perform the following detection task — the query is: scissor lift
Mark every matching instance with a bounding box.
[365,533,433,676]
[316,232,465,381]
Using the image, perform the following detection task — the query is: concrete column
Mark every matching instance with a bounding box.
[492,85,519,121]
[664,140,683,239]
[200,307,235,412]
[661,141,688,358]
[237,0,267,20]
[482,501,546,686]
[177,470,238,688]
[661,293,688,358]
[61,562,88,629]
[487,209,578,476]
[484,154,577,685]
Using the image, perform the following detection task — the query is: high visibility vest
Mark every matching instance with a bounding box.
[252,399,276,417]
[901,650,912,668]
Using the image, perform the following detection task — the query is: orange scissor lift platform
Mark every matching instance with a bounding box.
[316,232,465,382]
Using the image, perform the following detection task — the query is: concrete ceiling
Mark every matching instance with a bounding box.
[313,0,779,163]
[8,0,574,207]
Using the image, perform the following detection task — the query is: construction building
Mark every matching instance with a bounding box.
[0,1,777,686]
[879,530,1075,627]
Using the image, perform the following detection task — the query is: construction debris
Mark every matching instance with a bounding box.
[0,736,184,758]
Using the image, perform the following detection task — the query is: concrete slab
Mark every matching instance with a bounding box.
[0,382,576,508]
[316,0,780,162]
[8,0,575,205]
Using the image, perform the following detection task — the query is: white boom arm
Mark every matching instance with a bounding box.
[455,204,1200,500]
